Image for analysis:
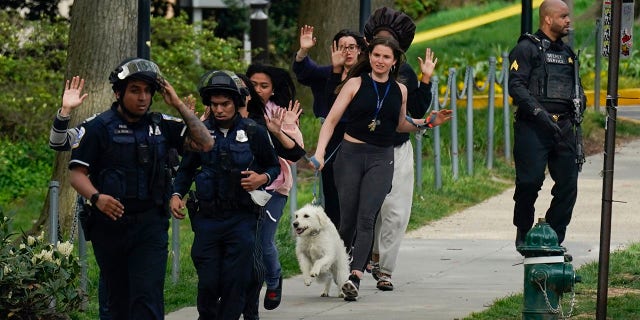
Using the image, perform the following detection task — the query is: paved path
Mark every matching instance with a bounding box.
[166,109,640,320]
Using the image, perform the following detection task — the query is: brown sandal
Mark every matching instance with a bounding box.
[376,274,393,291]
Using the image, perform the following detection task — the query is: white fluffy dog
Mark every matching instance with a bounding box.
[292,204,349,297]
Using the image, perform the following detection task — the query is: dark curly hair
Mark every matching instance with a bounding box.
[246,64,296,108]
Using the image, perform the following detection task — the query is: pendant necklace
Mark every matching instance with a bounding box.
[368,74,390,132]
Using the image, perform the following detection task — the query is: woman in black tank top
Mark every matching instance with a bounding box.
[310,37,452,301]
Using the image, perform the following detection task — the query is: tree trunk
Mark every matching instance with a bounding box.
[30,0,139,239]
[297,0,395,65]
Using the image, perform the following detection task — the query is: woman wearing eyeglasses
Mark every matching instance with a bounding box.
[292,26,367,229]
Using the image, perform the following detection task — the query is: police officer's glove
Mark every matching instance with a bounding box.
[533,107,562,142]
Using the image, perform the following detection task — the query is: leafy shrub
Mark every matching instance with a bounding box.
[0,12,67,142]
[0,211,84,319]
[0,139,54,204]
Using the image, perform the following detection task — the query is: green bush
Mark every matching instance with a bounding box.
[0,211,84,319]
[0,139,54,205]
[151,13,246,108]
[0,12,67,142]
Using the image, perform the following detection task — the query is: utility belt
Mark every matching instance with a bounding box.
[80,204,166,240]
[186,195,259,220]
[516,110,573,123]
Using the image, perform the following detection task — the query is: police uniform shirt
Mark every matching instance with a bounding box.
[508,30,582,115]
[171,115,280,205]
[69,103,188,210]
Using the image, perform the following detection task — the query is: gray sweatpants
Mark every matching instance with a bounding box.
[374,140,414,275]
[334,140,394,272]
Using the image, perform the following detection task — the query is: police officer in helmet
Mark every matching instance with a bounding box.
[68,57,213,320]
[508,0,586,248]
[170,70,280,320]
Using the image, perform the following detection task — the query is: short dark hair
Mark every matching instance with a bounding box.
[332,29,367,50]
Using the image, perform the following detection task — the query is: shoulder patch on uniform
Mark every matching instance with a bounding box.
[162,113,183,123]
[83,114,98,123]
[71,126,86,149]
[510,60,519,71]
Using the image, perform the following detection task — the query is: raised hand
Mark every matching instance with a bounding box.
[299,25,317,50]
[61,76,88,116]
[265,107,285,134]
[427,109,453,127]
[283,100,302,124]
[417,48,438,83]
[331,40,346,70]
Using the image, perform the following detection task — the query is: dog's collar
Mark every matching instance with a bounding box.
[309,229,320,237]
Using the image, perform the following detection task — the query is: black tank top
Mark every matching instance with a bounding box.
[344,73,402,147]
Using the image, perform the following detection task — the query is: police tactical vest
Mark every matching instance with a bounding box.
[94,109,169,207]
[521,33,576,105]
[193,117,261,209]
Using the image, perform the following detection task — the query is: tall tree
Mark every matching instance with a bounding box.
[29,0,139,237]
[297,0,394,66]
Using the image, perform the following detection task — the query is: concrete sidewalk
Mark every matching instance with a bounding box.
[166,112,640,320]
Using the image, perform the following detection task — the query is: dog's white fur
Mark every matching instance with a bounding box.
[293,204,349,297]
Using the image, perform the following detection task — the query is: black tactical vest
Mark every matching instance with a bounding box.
[522,33,576,105]
[94,109,169,208]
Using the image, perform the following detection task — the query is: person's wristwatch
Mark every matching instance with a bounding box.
[90,192,100,206]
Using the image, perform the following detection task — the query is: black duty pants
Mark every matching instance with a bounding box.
[513,117,578,244]
[91,208,169,320]
[190,211,257,320]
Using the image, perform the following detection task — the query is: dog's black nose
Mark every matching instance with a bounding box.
[293,222,298,228]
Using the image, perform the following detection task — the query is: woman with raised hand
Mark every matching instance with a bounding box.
[312,37,452,302]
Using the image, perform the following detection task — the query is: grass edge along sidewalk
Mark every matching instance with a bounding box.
[466,242,640,319]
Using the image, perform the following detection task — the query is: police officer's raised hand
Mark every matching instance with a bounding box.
[170,194,186,220]
[241,171,269,191]
[533,108,562,142]
[61,76,88,117]
[94,194,124,221]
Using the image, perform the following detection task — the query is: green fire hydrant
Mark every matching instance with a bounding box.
[517,218,581,319]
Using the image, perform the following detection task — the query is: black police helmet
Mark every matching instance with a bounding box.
[109,58,163,94]
[198,70,244,108]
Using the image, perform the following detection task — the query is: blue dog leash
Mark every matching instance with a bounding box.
[306,142,342,205]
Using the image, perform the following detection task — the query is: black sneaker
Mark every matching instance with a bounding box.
[264,275,282,310]
[342,274,360,301]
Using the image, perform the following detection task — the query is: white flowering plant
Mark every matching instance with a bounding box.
[0,211,85,319]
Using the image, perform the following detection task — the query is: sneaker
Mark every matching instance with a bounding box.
[342,274,360,301]
[263,275,282,310]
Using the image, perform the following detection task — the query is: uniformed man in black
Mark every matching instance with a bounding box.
[169,70,280,320]
[68,58,214,320]
[508,0,586,247]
